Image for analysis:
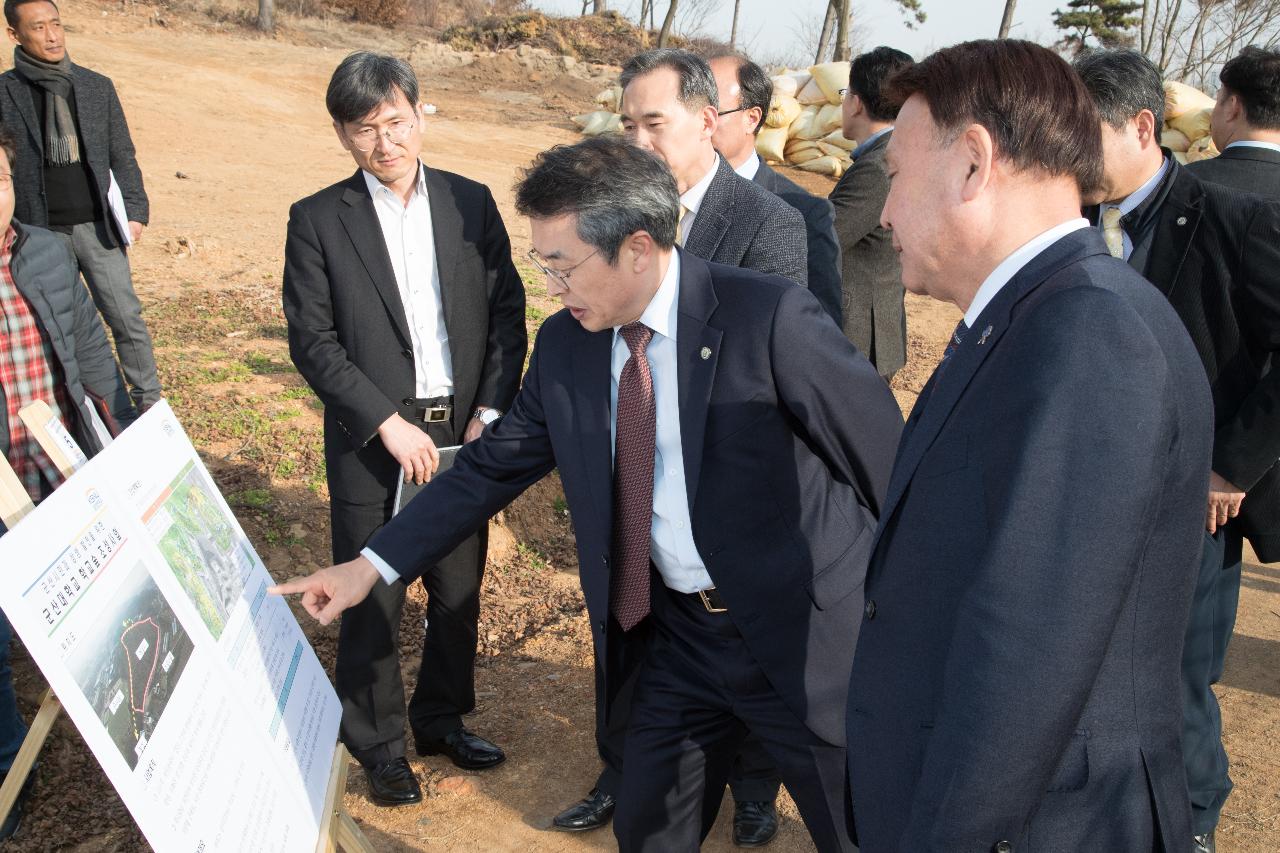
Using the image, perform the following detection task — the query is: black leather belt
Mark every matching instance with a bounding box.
[410,395,453,424]
[691,587,728,613]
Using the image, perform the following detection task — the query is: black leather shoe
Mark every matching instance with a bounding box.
[1193,832,1215,853]
[733,799,779,847]
[414,726,506,770]
[552,788,616,831]
[363,757,423,806]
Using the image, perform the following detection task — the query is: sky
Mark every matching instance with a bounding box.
[530,0,1069,66]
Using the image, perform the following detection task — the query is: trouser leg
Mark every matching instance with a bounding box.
[0,610,28,772]
[728,736,782,803]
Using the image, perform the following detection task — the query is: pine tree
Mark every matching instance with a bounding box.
[1053,0,1142,54]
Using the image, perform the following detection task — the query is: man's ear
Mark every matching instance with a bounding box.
[700,104,719,140]
[626,230,656,273]
[958,123,995,202]
[332,120,352,152]
[1135,109,1160,146]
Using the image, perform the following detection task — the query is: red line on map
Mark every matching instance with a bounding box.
[120,618,161,714]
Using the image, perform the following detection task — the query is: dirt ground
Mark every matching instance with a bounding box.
[3,4,1277,851]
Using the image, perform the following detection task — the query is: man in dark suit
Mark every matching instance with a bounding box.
[829,47,913,381]
[273,136,903,852]
[708,54,842,327]
[620,49,807,288]
[847,40,1213,852]
[282,52,526,807]
[0,125,137,840]
[1189,47,1280,197]
[0,0,158,410]
[1076,49,1280,853]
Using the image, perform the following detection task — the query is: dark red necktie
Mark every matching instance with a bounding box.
[611,321,656,631]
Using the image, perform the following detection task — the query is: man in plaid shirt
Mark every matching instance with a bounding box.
[0,125,136,841]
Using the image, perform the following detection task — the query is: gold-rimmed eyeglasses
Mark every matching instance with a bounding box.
[527,248,599,288]
[347,119,416,152]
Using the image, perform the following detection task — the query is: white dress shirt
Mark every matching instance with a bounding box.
[733,152,762,181]
[364,164,454,399]
[364,250,715,591]
[678,157,720,245]
[1097,156,1171,261]
[964,219,1090,328]
[1225,140,1280,154]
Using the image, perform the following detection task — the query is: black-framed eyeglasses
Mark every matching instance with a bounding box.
[717,107,747,117]
[527,248,599,287]
[838,87,849,97]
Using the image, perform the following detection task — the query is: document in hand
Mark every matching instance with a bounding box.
[393,444,461,515]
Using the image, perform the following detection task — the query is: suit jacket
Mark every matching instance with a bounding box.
[1187,143,1280,197]
[282,167,527,510]
[0,64,149,245]
[685,156,808,288]
[847,228,1213,852]
[828,131,906,378]
[1089,159,1280,561]
[369,252,903,745]
[752,160,842,325]
[0,221,137,470]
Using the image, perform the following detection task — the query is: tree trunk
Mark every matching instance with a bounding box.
[815,0,837,64]
[257,0,273,32]
[658,0,679,47]
[638,0,649,28]
[998,0,1017,38]
[730,0,741,50]
[592,0,608,13]
[833,0,851,62]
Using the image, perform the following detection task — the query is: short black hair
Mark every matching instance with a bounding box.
[3,0,56,29]
[849,46,914,122]
[718,55,773,135]
[0,125,15,170]
[620,49,720,112]
[515,136,679,263]
[325,51,420,125]
[1073,48,1165,130]
[1220,46,1280,130]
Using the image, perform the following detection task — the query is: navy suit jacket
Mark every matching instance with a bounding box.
[370,251,903,745]
[847,229,1212,852]
[752,161,843,326]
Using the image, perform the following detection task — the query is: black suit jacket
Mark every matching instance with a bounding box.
[369,252,903,745]
[1090,159,1280,560]
[848,229,1212,852]
[685,157,808,288]
[828,131,906,378]
[0,64,149,245]
[1187,144,1280,198]
[282,167,527,509]
[752,160,842,325]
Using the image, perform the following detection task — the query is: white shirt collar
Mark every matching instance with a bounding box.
[615,250,681,343]
[964,218,1090,328]
[1106,155,1170,218]
[680,156,720,219]
[733,152,761,181]
[362,161,428,202]
[1225,140,1280,154]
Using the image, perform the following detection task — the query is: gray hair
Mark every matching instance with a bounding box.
[326,51,420,125]
[515,136,679,263]
[1073,49,1165,130]
[621,49,720,112]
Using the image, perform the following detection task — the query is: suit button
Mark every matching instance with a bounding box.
[864,599,877,620]
[402,397,413,406]
[994,842,1012,853]
[601,555,609,565]
[402,349,412,359]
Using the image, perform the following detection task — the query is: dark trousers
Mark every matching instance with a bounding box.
[1181,528,1243,836]
[331,420,488,767]
[612,584,856,853]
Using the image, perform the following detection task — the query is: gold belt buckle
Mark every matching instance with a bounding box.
[697,588,727,613]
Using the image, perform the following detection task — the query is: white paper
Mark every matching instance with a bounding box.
[0,402,341,851]
[106,171,133,248]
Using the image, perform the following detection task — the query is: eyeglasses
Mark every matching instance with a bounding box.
[717,106,747,117]
[839,88,849,97]
[347,119,416,152]
[527,248,598,288]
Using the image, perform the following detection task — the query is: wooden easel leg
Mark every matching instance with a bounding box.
[317,744,375,853]
[0,689,61,825]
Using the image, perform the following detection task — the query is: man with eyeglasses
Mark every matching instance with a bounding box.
[281,51,526,808]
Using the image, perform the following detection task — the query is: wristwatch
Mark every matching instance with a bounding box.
[472,407,501,425]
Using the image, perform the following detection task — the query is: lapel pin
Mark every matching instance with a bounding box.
[977,325,993,345]
[1176,216,1188,226]
[700,347,712,360]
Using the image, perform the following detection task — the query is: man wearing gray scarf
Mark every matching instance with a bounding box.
[0,0,159,410]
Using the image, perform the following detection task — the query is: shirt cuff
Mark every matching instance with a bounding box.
[361,547,402,585]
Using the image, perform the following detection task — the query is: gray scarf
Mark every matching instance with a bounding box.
[12,47,80,166]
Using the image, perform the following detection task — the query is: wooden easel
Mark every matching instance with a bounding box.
[0,402,373,852]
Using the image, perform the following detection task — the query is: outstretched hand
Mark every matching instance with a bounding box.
[268,556,382,625]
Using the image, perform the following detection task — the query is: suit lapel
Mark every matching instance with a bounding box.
[683,158,734,260]
[336,171,412,346]
[1144,172,1204,299]
[875,230,1104,543]
[3,75,41,152]
[573,326,616,536]
[424,166,463,336]
[674,252,722,508]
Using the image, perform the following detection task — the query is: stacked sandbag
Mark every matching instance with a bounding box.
[1163,81,1220,164]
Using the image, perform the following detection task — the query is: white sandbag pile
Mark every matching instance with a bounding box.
[571,63,858,178]
[1163,81,1220,164]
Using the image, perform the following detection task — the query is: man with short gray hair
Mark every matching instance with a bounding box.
[272,134,902,852]
[282,51,526,807]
